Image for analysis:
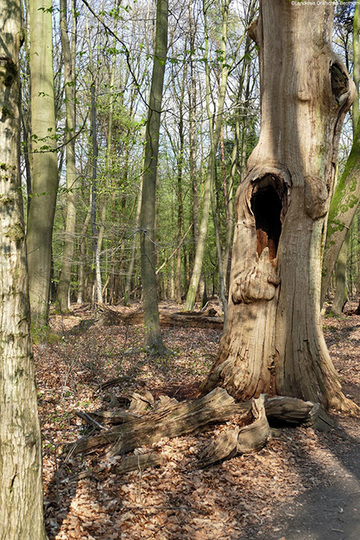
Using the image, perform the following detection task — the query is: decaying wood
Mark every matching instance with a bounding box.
[108,387,250,457]
[128,391,155,413]
[91,409,141,424]
[63,387,331,464]
[202,0,359,415]
[238,394,270,453]
[199,395,270,467]
[265,396,334,432]
[95,304,223,329]
[115,452,164,475]
[62,388,251,456]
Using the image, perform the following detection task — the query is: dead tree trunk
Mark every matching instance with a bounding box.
[203,0,358,414]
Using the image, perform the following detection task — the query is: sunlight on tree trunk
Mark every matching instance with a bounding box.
[140,0,168,353]
[0,2,46,536]
[321,3,360,305]
[203,0,359,414]
[27,0,59,328]
[57,0,77,312]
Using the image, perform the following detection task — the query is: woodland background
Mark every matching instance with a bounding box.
[12,1,360,537]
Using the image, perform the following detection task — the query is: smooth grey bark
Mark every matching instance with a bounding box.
[57,0,77,312]
[203,0,358,414]
[0,2,46,536]
[139,0,168,353]
[90,83,103,304]
[27,0,59,327]
[188,0,199,272]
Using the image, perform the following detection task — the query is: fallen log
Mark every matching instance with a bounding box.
[264,396,334,431]
[115,452,164,475]
[199,395,270,467]
[63,388,330,462]
[95,304,224,329]
[62,387,251,456]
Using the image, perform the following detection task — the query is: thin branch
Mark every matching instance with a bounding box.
[156,222,192,275]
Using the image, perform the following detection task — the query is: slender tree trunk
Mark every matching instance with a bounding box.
[77,203,91,304]
[27,0,59,327]
[90,84,103,304]
[185,0,231,311]
[124,182,142,305]
[57,0,77,312]
[188,1,199,272]
[140,0,168,353]
[203,0,358,414]
[98,24,118,298]
[332,233,348,316]
[0,3,46,536]
[321,3,360,305]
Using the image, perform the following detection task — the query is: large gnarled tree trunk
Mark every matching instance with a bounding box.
[203,0,358,413]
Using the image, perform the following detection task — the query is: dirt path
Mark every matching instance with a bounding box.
[254,417,360,540]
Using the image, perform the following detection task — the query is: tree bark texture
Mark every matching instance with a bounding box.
[321,4,360,306]
[65,388,327,464]
[140,0,168,353]
[57,0,77,312]
[203,0,357,413]
[27,0,59,327]
[0,3,46,537]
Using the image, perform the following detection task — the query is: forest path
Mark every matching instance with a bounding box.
[256,416,360,540]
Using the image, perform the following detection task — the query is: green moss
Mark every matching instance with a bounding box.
[6,223,24,245]
[0,195,14,205]
[31,324,61,345]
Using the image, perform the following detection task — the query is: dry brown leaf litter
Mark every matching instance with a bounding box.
[35,302,360,539]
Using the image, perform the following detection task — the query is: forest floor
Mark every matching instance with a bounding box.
[36,301,360,540]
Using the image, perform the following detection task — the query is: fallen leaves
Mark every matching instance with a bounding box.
[37,301,360,539]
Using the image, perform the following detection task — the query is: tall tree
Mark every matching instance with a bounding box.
[321,3,360,305]
[0,1,46,536]
[27,0,59,327]
[203,0,358,413]
[139,0,168,353]
[185,0,232,311]
[56,0,77,312]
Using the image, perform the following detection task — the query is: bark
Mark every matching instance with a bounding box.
[98,25,118,298]
[27,0,59,327]
[124,182,142,305]
[90,83,103,304]
[0,3,46,536]
[64,388,327,461]
[57,0,77,312]
[203,0,358,414]
[188,1,199,271]
[321,4,360,305]
[140,0,168,353]
[199,395,270,467]
[76,202,91,304]
[332,232,348,316]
